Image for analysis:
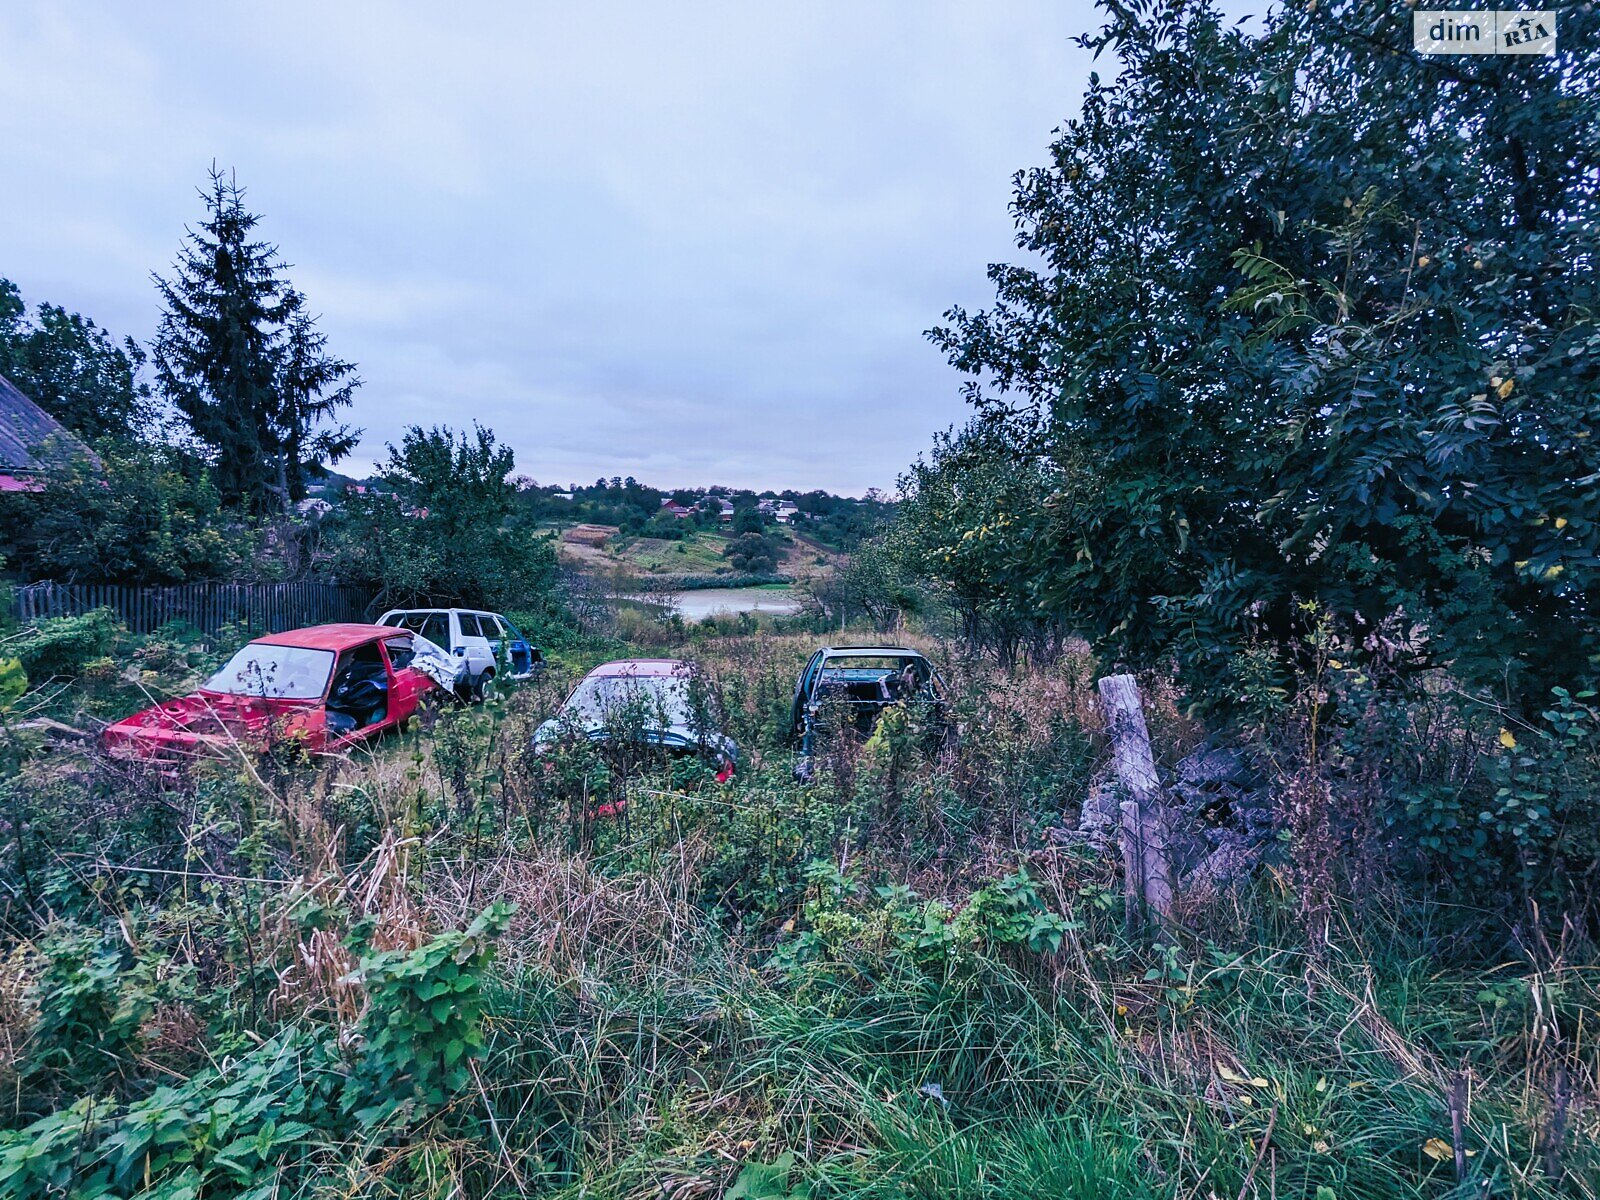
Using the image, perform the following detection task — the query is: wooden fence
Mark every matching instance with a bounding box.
[14,581,378,637]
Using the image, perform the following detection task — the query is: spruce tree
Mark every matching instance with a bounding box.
[152,167,361,511]
[275,292,360,503]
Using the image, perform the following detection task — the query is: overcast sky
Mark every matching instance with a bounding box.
[0,2,1104,495]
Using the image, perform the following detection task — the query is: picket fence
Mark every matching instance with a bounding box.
[14,580,377,637]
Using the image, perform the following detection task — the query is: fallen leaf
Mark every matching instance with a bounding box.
[1499,729,1517,750]
[1422,1138,1453,1161]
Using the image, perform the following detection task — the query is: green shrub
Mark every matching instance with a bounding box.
[9,609,120,682]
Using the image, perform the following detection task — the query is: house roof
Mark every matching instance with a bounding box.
[0,373,95,474]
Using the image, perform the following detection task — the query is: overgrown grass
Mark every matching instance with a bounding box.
[0,619,1594,1198]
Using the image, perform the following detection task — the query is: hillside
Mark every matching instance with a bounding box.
[555,522,843,584]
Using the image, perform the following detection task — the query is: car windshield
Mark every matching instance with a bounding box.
[203,644,336,699]
[821,655,924,674]
[563,675,692,725]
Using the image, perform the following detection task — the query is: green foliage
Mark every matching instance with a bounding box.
[23,926,151,1096]
[350,901,516,1121]
[152,166,360,512]
[0,278,152,442]
[1,443,243,585]
[725,1150,811,1200]
[724,532,781,574]
[1477,689,1600,904]
[7,610,120,682]
[0,1031,341,1200]
[326,423,560,610]
[885,423,1069,663]
[926,0,1600,713]
[776,863,1080,975]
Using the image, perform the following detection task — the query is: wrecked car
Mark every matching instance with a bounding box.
[376,607,543,700]
[788,646,951,768]
[103,624,453,766]
[532,658,738,784]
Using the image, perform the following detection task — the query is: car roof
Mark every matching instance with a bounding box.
[817,646,927,658]
[584,658,692,678]
[379,607,495,616]
[254,623,398,651]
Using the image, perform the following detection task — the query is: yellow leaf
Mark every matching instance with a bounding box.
[1217,1064,1247,1084]
[1473,258,1485,269]
[1545,564,1565,579]
[1422,1138,1453,1162]
[1497,379,1515,399]
[1251,1077,1270,1089]
[1417,255,1430,267]
[1314,1076,1327,1093]
[1499,729,1517,749]
[1556,517,1568,529]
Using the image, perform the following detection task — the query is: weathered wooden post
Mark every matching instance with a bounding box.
[1096,673,1175,928]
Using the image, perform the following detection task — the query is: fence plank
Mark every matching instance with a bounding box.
[12,580,376,639]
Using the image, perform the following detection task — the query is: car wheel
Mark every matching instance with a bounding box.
[475,672,497,703]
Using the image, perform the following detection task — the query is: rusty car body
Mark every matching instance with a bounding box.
[102,623,448,766]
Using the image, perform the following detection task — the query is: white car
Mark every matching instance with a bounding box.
[375,608,543,700]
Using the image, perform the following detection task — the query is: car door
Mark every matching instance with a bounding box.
[789,650,825,741]
[479,613,510,669]
[381,634,431,721]
[455,612,496,679]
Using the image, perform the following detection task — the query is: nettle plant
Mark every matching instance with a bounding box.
[348,900,516,1124]
[776,861,1078,973]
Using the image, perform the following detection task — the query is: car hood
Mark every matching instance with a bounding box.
[533,716,738,761]
[103,692,322,756]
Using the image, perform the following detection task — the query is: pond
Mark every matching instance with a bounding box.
[621,587,805,622]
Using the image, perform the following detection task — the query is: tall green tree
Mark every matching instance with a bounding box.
[930,0,1600,714]
[328,424,557,609]
[151,167,359,512]
[0,278,152,441]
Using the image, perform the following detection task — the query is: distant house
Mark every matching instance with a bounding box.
[659,498,694,519]
[0,372,97,492]
[773,501,799,523]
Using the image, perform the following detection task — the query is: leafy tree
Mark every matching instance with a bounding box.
[929,0,1600,713]
[732,504,765,536]
[723,532,780,574]
[327,423,558,609]
[0,278,152,441]
[888,422,1069,663]
[152,167,359,512]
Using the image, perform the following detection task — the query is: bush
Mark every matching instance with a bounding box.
[8,609,120,682]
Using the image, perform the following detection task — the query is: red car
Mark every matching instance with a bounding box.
[102,624,445,766]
